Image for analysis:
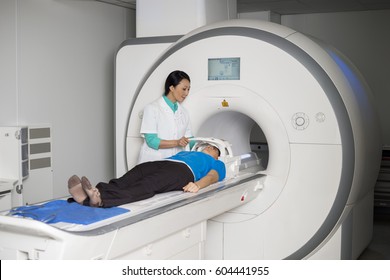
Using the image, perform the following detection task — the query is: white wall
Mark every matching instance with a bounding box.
[281,10,390,147]
[0,0,135,200]
[0,0,18,125]
[136,0,237,37]
[238,10,281,23]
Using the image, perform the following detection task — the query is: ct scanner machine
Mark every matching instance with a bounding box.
[0,19,382,260]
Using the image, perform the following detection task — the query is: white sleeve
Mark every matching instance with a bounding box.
[140,104,158,134]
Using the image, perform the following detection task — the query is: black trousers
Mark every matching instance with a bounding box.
[94,161,194,207]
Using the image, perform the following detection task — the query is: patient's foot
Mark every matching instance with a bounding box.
[68,175,87,204]
[81,176,102,207]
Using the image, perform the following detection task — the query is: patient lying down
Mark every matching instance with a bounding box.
[68,146,226,208]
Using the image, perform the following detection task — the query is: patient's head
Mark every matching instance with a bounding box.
[202,145,221,159]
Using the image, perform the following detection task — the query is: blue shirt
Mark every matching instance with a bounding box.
[167,151,226,182]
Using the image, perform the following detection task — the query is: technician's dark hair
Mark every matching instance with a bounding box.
[164,70,190,95]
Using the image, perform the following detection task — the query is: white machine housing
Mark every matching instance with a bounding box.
[116,19,382,259]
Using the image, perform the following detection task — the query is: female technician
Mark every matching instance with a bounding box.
[138,70,194,163]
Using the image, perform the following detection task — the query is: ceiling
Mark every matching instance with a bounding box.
[96,0,390,15]
[237,0,390,15]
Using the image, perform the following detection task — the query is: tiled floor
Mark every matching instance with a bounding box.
[358,207,390,260]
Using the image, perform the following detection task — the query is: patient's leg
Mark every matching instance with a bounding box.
[81,176,102,207]
[68,175,87,204]
[94,161,194,207]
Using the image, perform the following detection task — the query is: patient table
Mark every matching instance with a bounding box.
[0,151,263,260]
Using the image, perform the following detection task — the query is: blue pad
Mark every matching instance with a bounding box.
[9,200,129,225]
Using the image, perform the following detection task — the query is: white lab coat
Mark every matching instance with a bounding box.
[137,96,193,163]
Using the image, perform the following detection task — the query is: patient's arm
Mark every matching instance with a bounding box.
[183,170,219,193]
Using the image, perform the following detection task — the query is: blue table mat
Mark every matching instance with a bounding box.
[9,200,129,225]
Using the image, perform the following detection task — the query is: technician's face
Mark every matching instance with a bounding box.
[170,79,190,103]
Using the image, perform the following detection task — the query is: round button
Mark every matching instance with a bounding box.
[292,112,309,130]
[315,112,326,123]
[295,117,305,126]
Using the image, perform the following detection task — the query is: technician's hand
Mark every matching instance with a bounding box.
[177,137,189,147]
[183,182,200,193]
